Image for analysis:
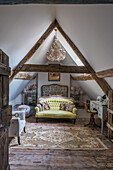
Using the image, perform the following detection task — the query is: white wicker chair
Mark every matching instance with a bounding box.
[9,111,26,145]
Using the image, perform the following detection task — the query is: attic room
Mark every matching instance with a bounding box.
[0,0,113,169]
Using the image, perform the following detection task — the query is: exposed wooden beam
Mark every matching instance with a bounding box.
[96,68,113,78]
[14,73,33,80]
[56,20,112,95]
[31,73,38,80]
[108,108,113,115]
[16,67,113,81]
[14,64,90,73]
[107,123,113,131]
[72,74,93,81]
[15,73,38,80]
[0,0,113,5]
[9,18,112,95]
[9,19,56,83]
[72,68,113,80]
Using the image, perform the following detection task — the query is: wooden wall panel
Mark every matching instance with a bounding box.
[2,76,9,107]
[0,49,11,170]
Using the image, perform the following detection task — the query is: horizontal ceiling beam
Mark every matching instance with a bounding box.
[72,74,93,81]
[15,67,113,81]
[72,68,113,80]
[96,68,113,78]
[14,64,90,73]
[14,73,33,80]
[0,0,113,4]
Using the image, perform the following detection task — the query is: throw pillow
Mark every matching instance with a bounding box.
[67,105,75,112]
[43,102,50,110]
[65,103,70,111]
[60,103,67,111]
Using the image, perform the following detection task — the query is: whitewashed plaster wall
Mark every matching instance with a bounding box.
[9,79,37,106]
[77,80,104,100]
[9,94,22,107]
[38,72,70,97]
[0,4,55,69]
[56,5,113,71]
[56,5,113,97]
[70,77,104,100]
[9,98,17,107]
[71,79,90,104]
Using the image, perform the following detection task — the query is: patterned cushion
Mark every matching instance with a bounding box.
[43,102,50,110]
[67,105,75,112]
[60,103,68,111]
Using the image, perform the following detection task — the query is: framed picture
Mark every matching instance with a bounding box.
[48,72,60,81]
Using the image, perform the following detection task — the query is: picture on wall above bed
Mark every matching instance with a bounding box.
[48,72,60,81]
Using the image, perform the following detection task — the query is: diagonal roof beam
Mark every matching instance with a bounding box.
[9,19,56,83]
[97,68,113,78]
[55,20,111,95]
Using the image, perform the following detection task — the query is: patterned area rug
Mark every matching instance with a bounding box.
[10,123,107,150]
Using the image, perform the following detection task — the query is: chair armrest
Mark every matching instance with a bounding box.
[35,107,40,113]
[72,108,77,114]
[88,109,97,114]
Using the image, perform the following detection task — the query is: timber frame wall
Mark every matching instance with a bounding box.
[0,49,12,170]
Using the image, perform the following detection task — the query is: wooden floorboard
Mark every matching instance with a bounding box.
[9,117,113,170]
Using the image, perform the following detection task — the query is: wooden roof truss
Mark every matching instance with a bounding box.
[9,19,112,96]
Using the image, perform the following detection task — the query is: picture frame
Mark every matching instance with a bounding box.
[48,72,60,81]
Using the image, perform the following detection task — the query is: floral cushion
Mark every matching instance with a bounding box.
[43,102,50,110]
[60,103,75,112]
[67,105,75,112]
[60,103,68,111]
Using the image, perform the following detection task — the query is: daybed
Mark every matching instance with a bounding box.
[35,96,77,124]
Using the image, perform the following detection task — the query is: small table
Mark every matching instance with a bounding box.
[90,101,107,134]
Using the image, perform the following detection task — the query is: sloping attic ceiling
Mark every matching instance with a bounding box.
[56,5,113,99]
[0,4,113,101]
[0,5,55,69]
[9,29,77,101]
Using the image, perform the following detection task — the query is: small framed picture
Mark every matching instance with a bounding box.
[48,72,60,81]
